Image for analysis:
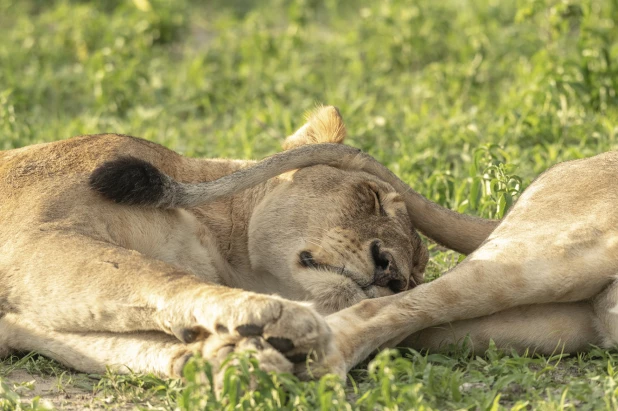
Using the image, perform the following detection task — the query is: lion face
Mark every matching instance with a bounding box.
[249,166,427,314]
[246,106,427,314]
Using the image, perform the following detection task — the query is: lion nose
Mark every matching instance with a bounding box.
[370,240,407,293]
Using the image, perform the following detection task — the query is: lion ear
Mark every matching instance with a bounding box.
[282,105,347,150]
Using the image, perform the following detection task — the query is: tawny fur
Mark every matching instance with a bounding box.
[2,105,615,384]
[282,106,346,150]
[322,151,618,375]
[0,107,430,381]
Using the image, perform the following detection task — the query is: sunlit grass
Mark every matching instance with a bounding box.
[1,0,617,409]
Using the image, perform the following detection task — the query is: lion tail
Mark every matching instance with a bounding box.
[88,144,364,209]
[88,145,499,255]
[89,156,182,208]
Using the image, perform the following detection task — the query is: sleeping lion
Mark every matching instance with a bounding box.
[2,106,615,385]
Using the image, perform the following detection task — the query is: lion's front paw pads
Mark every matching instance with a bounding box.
[170,294,338,383]
[175,295,332,365]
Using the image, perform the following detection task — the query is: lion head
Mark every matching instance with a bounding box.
[247,106,428,314]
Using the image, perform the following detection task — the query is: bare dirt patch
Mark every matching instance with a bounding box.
[4,369,135,410]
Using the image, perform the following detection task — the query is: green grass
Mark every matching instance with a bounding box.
[1,0,618,409]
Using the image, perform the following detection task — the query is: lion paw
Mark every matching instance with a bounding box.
[169,294,336,380]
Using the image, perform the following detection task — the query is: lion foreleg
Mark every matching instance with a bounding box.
[6,231,333,374]
[9,230,221,337]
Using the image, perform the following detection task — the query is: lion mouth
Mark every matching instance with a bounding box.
[299,251,375,290]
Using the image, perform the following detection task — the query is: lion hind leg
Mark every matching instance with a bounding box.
[401,302,599,355]
[2,314,189,377]
[326,238,616,372]
[3,313,299,388]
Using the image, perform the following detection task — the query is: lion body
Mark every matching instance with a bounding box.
[0,107,429,380]
[325,151,618,373]
[2,106,616,383]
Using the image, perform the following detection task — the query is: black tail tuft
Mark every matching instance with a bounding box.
[89,156,168,205]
